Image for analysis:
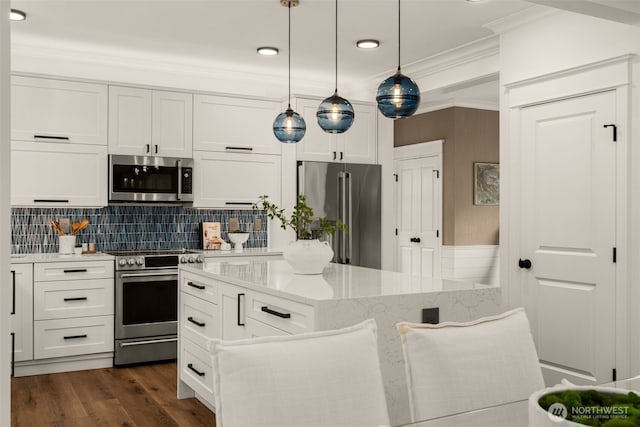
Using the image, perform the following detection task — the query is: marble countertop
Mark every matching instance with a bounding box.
[181,259,497,305]
[201,247,282,258]
[9,252,115,264]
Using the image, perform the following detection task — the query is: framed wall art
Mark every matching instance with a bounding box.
[474,162,499,206]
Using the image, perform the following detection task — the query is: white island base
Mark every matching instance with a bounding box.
[177,260,501,425]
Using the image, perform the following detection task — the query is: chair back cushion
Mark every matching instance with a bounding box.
[397,307,544,421]
[209,318,390,427]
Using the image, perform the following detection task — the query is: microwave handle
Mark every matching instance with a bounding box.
[177,159,183,201]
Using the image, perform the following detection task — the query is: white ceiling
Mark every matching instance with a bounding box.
[10,0,532,101]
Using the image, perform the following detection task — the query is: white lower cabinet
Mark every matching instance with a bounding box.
[193,151,281,208]
[180,337,215,404]
[11,141,108,207]
[10,263,34,364]
[33,316,114,359]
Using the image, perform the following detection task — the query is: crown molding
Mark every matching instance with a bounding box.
[484,4,559,35]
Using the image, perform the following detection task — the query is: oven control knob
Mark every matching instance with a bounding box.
[128,258,136,266]
[118,259,127,266]
[180,256,188,263]
[136,258,144,266]
[196,256,204,263]
[188,256,196,263]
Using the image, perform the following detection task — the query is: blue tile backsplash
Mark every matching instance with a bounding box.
[11,206,267,254]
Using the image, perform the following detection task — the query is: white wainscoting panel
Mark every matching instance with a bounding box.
[442,245,499,285]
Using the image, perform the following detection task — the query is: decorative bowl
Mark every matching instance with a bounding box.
[227,232,250,252]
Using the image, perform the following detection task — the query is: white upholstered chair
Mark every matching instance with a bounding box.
[396,307,544,422]
[209,319,390,427]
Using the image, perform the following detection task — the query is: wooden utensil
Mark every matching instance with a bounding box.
[72,219,90,235]
[50,220,65,236]
[71,221,80,235]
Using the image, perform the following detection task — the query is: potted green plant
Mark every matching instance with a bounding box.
[253,194,347,274]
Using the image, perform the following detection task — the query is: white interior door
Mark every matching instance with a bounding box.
[395,155,442,278]
[519,90,617,386]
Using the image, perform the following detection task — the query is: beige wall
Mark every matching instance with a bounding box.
[394,107,499,245]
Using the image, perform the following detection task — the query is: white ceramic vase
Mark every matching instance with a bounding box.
[283,239,333,275]
[58,235,76,254]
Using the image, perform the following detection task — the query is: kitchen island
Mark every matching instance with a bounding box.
[178,259,501,425]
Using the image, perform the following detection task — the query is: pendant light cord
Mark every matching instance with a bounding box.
[288,2,292,107]
[335,0,338,92]
[397,0,401,72]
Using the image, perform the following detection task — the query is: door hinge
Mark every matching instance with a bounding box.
[394,173,398,182]
[434,169,440,179]
[613,368,617,382]
[395,228,398,236]
[613,247,617,263]
[604,124,617,142]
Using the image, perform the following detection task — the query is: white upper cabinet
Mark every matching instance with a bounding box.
[193,94,282,155]
[294,96,377,164]
[193,151,281,209]
[11,76,107,145]
[11,141,108,207]
[109,86,193,158]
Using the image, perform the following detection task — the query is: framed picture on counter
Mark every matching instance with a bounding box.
[474,162,500,206]
[201,222,223,250]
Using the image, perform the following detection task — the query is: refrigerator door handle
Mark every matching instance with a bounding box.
[345,171,352,264]
[337,171,346,264]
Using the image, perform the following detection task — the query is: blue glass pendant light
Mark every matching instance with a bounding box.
[317,0,354,134]
[273,1,306,143]
[376,0,420,119]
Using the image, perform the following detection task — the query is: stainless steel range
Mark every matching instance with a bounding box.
[108,249,203,366]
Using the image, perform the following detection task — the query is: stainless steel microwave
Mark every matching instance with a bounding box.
[109,155,194,203]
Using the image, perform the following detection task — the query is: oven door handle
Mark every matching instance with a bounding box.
[120,272,179,278]
[120,338,178,347]
[177,159,183,201]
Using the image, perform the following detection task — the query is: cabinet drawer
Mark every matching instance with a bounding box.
[246,291,314,334]
[34,315,114,359]
[34,278,114,320]
[181,292,218,348]
[34,260,114,282]
[180,271,218,304]
[245,317,290,339]
[180,337,214,405]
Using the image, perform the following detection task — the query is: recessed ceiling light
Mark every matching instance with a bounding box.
[10,9,26,21]
[257,47,279,56]
[356,39,380,49]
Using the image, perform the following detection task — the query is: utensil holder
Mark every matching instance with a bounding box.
[59,235,76,254]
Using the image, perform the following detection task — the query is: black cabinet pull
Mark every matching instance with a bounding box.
[34,135,69,141]
[187,281,205,290]
[261,306,291,319]
[225,146,253,151]
[146,144,150,153]
[237,293,245,326]
[64,297,88,302]
[187,316,206,327]
[63,269,88,273]
[63,334,87,340]
[333,151,337,160]
[154,145,158,154]
[11,270,16,315]
[410,237,421,243]
[604,124,617,142]
[340,152,343,161]
[518,258,532,269]
[187,363,205,377]
[11,332,15,378]
[34,199,69,203]
[225,202,253,206]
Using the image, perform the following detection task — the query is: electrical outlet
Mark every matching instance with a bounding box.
[254,217,262,231]
[229,218,239,232]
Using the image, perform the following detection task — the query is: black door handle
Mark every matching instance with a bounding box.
[518,258,532,269]
[410,237,421,243]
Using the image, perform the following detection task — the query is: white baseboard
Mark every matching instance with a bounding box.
[14,352,113,377]
[442,245,499,285]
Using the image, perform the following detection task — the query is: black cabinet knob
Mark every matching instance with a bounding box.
[518,258,532,269]
[410,237,421,243]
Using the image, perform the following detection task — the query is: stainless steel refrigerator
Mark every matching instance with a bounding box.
[297,161,381,269]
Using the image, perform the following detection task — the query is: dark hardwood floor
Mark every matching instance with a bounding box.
[11,362,216,427]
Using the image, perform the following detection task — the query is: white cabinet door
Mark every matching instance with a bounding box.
[10,263,33,363]
[193,151,281,208]
[108,86,152,155]
[295,97,377,164]
[219,284,247,340]
[11,142,108,207]
[338,102,377,164]
[193,94,282,155]
[294,97,335,162]
[245,317,289,338]
[11,76,107,145]
[152,90,193,158]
